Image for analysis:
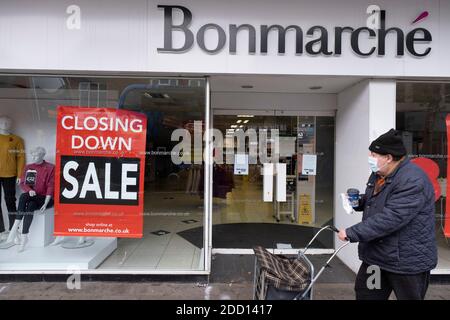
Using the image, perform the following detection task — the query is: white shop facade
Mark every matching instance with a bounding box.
[0,0,449,276]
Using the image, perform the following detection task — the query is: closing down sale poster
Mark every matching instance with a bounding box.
[54,106,147,238]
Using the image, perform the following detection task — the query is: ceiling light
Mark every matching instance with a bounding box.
[237,115,254,118]
[243,120,249,124]
[239,125,244,128]
[230,125,238,128]
[236,120,242,124]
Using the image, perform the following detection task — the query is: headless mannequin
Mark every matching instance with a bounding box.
[0,147,53,251]
[0,116,24,241]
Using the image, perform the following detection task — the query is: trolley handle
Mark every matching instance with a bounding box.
[302,225,340,255]
[330,226,350,241]
[328,226,340,233]
[299,240,351,300]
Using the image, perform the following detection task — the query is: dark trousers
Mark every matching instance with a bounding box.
[16,193,53,234]
[355,262,430,300]
[0,177,17,232]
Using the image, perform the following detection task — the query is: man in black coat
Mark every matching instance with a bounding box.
[338,129,437,300]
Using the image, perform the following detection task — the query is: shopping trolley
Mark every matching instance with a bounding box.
[253,225,350,300]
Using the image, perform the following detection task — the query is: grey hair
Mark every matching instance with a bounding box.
[31,146,46,156]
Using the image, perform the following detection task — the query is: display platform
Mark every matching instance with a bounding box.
[0,237,117,270]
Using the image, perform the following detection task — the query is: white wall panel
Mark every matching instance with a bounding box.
[0,0,447,77]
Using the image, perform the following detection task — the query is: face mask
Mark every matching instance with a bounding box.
[368,156,388,173]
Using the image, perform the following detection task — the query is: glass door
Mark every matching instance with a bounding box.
[212,110,335,250]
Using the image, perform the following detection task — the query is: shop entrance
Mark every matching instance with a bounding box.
[178,109,335,251]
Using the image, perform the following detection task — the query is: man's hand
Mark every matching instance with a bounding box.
[338,229,348,241]
[29,190,36,197]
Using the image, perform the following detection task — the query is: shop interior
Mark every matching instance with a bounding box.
[175,113,336,250]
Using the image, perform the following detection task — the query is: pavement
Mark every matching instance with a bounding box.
[0,281,449,300]
[0,254,449,300]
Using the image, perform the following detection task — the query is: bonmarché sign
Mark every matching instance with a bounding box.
[157,5,432,57]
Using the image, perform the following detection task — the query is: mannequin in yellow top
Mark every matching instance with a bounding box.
[0,116,25,241]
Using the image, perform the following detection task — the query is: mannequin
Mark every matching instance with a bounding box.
[50,236,94,249]
[0,147,54,251]
[0,116,25,241]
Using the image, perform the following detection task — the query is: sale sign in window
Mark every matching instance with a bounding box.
[54,106,147,238]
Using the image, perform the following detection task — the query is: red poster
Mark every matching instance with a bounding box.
[446,115,450,237]
[54,106,147,238]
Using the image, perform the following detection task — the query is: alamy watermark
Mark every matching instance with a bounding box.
[66,265,82,290]
[171,121,283,166]
[366,264,381,290]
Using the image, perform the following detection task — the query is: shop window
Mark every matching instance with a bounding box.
[397,82,450,271]
[0,75,207,272]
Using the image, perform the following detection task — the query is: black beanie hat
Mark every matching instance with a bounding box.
[369,129,407,157]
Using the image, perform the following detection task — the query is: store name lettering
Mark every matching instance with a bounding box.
[157,5,432,57]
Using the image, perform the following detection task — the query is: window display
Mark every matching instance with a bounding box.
[0,75,207,272]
